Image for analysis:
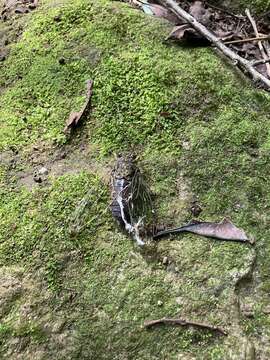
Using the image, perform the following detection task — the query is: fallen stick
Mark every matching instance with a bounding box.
[144,318,227,336]
[263,42,270,67]
[160,0,270,89]
[64,79,94,133]
[224,35,270,45]
[245,9,270,78]
[252,58,270,66]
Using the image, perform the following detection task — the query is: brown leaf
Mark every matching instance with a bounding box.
[166,24,209,45]
[137,1,180,24]
[154,218,253,244]
[64,79,94,133]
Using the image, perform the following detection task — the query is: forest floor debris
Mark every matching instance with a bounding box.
[124,0,270,88]
[154,218,254,244]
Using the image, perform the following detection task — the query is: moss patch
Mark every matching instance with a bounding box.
[1,0,270,358]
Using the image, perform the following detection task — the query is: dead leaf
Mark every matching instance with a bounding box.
[166,24,209,44]
[139,1,180,24]
[154,218,254,244]
[64,79,94,133]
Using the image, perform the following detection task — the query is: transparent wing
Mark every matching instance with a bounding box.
[128,170,153,225]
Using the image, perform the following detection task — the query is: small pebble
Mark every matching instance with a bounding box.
[241,304,254,318]
[38,167,48,176]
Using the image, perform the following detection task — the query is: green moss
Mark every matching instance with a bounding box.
[0,172,108,266]
[0,323,12,345]
[1,0,270,358]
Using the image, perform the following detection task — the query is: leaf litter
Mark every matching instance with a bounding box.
[123,0,270,88]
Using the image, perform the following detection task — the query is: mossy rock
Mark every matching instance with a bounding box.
[0,0,270,359]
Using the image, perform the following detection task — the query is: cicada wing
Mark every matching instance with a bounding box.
[128,170,153,225]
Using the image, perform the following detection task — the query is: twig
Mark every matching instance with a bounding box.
[224,35,270,45]
[144,318,227,336]
[160,0,270,89]
[262,38,270,65]
[245,9,270,78]
[252,58,270,66]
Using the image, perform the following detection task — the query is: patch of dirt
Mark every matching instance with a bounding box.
[0,267,24,318]
[1,0,38,21]
[0,252,85,360]
[2,141,112,190]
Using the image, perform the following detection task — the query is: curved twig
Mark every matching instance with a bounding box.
[144,317,227,336]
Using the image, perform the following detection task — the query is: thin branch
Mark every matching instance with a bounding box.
[245,9,270,78]
[224,35,270,45]
[159,0,270,89]
[144,318,227,336]
[262,38,270,65]
[252,58,270,66]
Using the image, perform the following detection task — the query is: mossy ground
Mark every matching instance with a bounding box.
[0,0,270,359]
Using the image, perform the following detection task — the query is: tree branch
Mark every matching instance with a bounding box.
[224,35,270,45]
[252,58,270,66]
[245,9,270,78]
